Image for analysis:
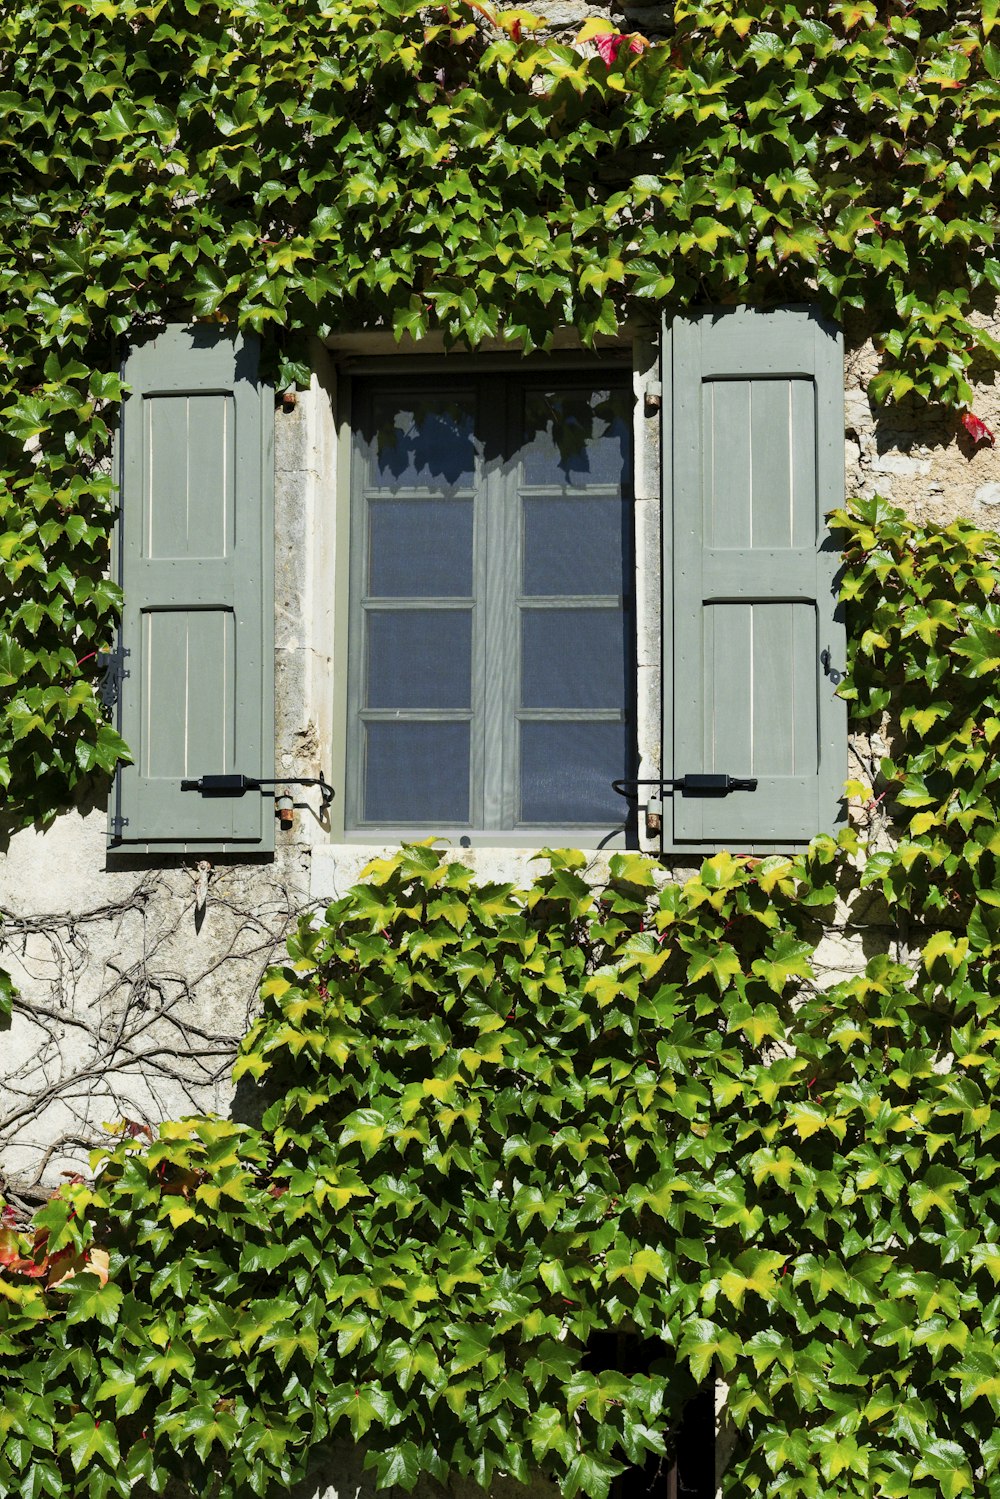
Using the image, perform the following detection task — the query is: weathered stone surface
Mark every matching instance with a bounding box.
[845,313,1000,523]
[870,452,931,478]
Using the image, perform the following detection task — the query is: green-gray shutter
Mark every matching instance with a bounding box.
[663,306,846,851]
[109,325,274,853]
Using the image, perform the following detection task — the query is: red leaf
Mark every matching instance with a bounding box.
[594,31,645,65]
[11,1258,48,1278]
[511,17,521,41]
[0,1229,49,1278]
[0,1228,21,1266]
[962,411,996,446]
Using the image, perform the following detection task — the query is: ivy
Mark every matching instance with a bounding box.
[1,0,999,821]
[2,0,1000,1486]
[0,962,12,1030]
[0,814,999,1499]
[3,498,1000,1496]
[836,496,1000,962]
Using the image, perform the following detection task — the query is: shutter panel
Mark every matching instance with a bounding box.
[110,326,274,853]
[663,306,846,851]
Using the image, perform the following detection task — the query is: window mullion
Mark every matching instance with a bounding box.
[479,377,512,831]
[345,395,371,829]
[501,379,523,833]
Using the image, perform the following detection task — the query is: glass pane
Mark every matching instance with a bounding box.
[520,721,629,823]
[371,394,475,489]
[369,498,473,597]
[521,608,626,709]
[367,609,471,709]
[522,495,626,596]
[364,722,470,823]
[521,387,630,488]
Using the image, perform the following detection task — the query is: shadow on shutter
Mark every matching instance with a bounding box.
[109,326,275,855]
[662,306,847,853]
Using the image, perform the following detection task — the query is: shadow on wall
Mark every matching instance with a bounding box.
[843,312,1000,529]
[287,1449,559,1499]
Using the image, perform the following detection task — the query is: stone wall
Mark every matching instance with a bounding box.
[846,315,1000,527]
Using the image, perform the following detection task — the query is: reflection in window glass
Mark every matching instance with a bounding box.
[371,396,476,489]
[522,495,626,597]
[520,721,630,823]
[521,387,630,487]
[521,608,626,710]
[367,609,472,709]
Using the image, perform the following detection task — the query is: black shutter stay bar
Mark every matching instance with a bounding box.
[612,774,758,800]
[181,772,334,807]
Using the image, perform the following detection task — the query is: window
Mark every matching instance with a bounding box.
[109,308,847,858]
[345,371,637,842]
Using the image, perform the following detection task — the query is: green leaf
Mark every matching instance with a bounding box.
[62,1276,123,1328]
[678,1319,743,1380]
[365,1442,421,1490]
[60,1415,120,1474]
[563,1450,627,1499]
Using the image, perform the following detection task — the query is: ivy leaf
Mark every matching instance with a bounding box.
[961,412,996,446]
[678,1319,742,1380]
[59,1415,120,1474]
[365,1443,421,1490]
[908,1166,967,1224]
[912,1439,974,1497]
[717,1250,786,1309]
[62,1275,123,1327]
[327,1384,392,1440]
[563,1450,627,1499]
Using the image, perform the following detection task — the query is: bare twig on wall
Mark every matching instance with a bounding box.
[0,869,301,1211]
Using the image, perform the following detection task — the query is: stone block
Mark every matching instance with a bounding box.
[870,452,931,478]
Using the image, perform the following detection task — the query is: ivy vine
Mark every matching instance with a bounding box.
[3,0,1000,1489]
[2,0,1000,822]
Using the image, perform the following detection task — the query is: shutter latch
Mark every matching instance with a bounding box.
[671,773,758,795]
[98,647,131,711]
[820,648,843,686]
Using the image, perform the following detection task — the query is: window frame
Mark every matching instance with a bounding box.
[330,353,640,850]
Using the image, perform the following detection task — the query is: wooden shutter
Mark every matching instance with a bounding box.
[109,325,274,853]
[663,306,846,852]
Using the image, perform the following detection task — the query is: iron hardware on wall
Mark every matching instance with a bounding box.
[613,774,758,839]
[820,647,843,686]
[612,774,759,799]
[98,646,130,711]
[180,772,334,809]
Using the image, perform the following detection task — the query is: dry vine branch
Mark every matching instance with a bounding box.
[0,868,302,1209]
